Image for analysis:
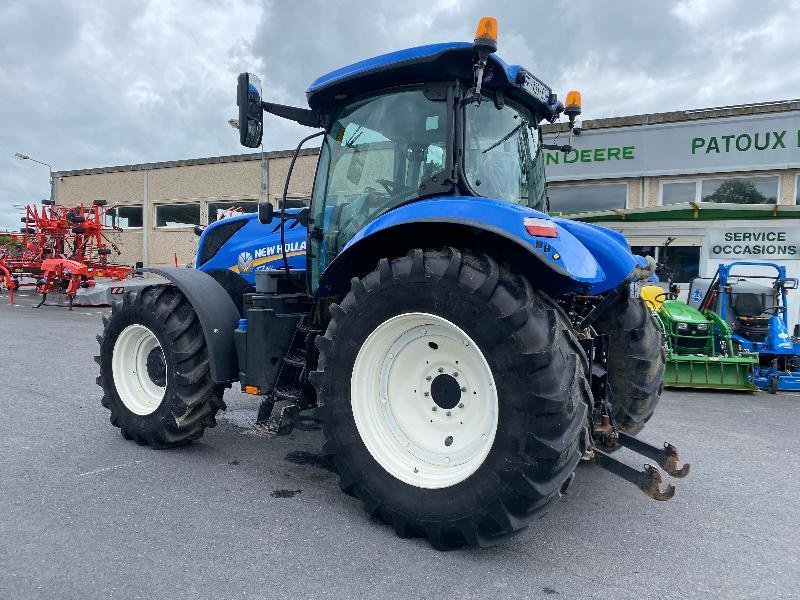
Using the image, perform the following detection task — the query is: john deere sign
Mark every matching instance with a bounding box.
[708,228,800,259]
[543,110,800,181]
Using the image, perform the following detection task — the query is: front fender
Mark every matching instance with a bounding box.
[140,267,240,383]
[328,196,604,289]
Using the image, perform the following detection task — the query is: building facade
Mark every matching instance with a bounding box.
[542,99,800,326]
[53,149,319,268]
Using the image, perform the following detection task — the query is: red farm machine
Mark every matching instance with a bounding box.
[0,199,132,308]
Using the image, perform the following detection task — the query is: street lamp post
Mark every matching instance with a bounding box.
[14,152,55,203]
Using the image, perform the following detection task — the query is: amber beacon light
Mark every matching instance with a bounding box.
[474,16,498,52]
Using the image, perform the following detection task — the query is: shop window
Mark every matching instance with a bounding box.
[661,182,697,205]
[547,183,627,214]
[795,173,800,205]
[208,201,258,223]
[661,246,700,283]
[701,175,778,204]
[630,245,699,284]
[155,203,200,228]
[284,197,310,208]
[661,175,780,205]
[105,205,143,228]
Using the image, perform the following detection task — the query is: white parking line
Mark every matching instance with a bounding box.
[76,460,142,477]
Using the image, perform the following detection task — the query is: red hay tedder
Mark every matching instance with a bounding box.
[0,199,133,308]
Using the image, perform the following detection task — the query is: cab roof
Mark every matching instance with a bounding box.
[305,42,555,119]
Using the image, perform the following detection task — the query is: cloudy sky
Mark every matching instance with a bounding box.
[1,0,799,228]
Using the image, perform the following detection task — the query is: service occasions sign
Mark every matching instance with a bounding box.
[707,228,800,259]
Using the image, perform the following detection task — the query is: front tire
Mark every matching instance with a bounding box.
[312,248,590,550]
[95,285,225,447]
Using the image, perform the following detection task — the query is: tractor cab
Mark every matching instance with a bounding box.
[236,18,583,293]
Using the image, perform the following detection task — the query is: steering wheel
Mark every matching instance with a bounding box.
[336,187,396,242]
[654,291,677,303]
[375,178,415,199]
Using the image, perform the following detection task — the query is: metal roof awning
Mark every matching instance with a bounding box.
[567,202,800,223]
[623,235,704,247]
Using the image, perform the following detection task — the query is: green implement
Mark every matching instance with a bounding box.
[641,287,758,391]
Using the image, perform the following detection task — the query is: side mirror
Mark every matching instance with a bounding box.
[237,72,263,148]
[258,202,274,224]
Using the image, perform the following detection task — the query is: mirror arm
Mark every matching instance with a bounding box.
[542,143,572,153]
[261,102,328,128]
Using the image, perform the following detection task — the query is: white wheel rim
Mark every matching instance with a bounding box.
[351,312,498,489]
[112,324,166,416]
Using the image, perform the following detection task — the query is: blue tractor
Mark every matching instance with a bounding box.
[96,18,688,549]
[695,261,800,393]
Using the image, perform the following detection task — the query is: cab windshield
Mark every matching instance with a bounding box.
[463,97,546,211]
[310,88,449,279]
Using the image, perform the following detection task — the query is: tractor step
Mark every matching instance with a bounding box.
[254,399,301,436]
[274,386,301,402]
[283,352,305,368]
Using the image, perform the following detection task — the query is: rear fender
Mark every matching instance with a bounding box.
[317,196,606,296]
[552,218,640,295]
[140,267,240,383]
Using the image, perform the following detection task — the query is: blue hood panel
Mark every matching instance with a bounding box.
[196,211,307,286]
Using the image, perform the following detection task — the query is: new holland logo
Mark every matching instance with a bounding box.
[237,251,254,274]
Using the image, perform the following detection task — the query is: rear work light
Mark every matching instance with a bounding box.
[523,217,558,238]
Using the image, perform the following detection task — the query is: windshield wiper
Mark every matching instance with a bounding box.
[344,126,365,148]
[482,122,525,154]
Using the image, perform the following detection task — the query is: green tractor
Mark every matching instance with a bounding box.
[641,284,757,390]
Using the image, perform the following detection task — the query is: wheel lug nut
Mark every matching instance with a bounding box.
[446,410,451,416]
[424,392,430,397]
[458,403,464,408]
[431,406,436,411]
[437,367,444,373]
[426,375,432,381]
[460,387,467,392]
[452,372,458,377]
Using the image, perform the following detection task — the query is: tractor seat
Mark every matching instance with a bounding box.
[732,293,770,341]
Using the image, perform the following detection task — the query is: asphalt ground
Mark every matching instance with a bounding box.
[1,292,798,600]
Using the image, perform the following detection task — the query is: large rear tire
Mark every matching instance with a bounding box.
[312,248,590,550]
[95,285,225,447]
[594,294,665,435]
